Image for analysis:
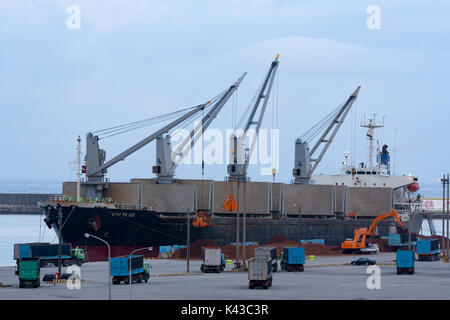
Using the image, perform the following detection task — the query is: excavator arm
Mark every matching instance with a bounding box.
[367,209,404,236]
[341,209,405,251]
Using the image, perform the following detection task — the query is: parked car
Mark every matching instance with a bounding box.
[351,258,376,266]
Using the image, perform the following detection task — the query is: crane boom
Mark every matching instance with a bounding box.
[293,86,360,184]
[155,73,247,183]
[83,74,246,197]
[86,103,209,178]
[227,55,279,182]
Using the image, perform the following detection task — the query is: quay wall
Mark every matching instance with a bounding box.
[0,194,60,214]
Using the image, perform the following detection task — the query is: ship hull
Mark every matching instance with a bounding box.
[39,203,419,262]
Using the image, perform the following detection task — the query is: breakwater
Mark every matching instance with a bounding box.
[0,194,60,214]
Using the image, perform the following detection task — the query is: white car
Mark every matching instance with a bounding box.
[360,243,379,254]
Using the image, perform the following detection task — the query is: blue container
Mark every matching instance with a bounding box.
[20,245,31,259]
[396,250,414,268]
[301,239,325,245]
[230,242,255,246]
[283,247,305,265]
[159,246,172,253]
[417,240,430,254]
[388,234,401,246]
[110,255,144,277]
[417,239,440,254]
[172,245,186,251]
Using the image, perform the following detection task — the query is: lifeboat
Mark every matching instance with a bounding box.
[407,182,420,192]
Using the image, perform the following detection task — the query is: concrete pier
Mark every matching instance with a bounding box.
[1,254,450,300]
[0,194,60,214]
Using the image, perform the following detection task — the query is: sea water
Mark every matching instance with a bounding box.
[0,179,61,266]
[0,214,55,266]
[0,180,446,266]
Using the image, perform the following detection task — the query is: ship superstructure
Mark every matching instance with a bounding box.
[311,114,419,189]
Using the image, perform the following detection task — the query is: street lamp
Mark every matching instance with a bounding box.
[85,233,111,300]
[128,247,152,300]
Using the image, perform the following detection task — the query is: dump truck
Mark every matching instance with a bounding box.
[396,249,415,275]
[280,247,305,272]
[248,258,272,289]
[17,258,40,288]
[200,247,225,273]
[417,239,440,261]
[14,243,85,267]
[110,255,150,285]
[254,247,278,272]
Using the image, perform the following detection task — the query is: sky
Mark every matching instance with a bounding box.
[0,0,449,186]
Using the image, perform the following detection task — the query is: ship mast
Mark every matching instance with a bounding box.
[76,135,81,202]
[360,114,384,169]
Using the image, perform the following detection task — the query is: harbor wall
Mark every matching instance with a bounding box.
[0,194,60,214]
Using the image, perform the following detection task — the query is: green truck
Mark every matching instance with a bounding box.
[14,243,85,267]
[17,258,40,288]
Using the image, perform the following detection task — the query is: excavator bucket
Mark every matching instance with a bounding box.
[223,195,238,212]
[192,211,212,228]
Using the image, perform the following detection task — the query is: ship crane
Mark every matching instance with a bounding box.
[83,73,246,199]
[227,55,279,182]
[293,86,361,184]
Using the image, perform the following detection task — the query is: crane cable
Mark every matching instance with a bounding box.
[94,106,197,139]
[169,88,227,138]
[94,89,226,140]
[201,107,205,177]
[299,103,344,143]
[235,73,266,131]
[352,99,357,166]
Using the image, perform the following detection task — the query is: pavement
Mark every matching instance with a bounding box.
[1,253,450,300]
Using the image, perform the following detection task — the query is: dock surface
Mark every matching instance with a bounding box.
[1,253,450,299]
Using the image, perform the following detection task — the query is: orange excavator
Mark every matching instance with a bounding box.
[341,209,405,253]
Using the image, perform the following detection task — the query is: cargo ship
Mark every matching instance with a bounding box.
[39,57,422,261]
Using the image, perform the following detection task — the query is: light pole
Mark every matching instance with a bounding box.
[128,247,152,300]
[84,233,111,300]
[186,208,191,274]
[294,204,302,246]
